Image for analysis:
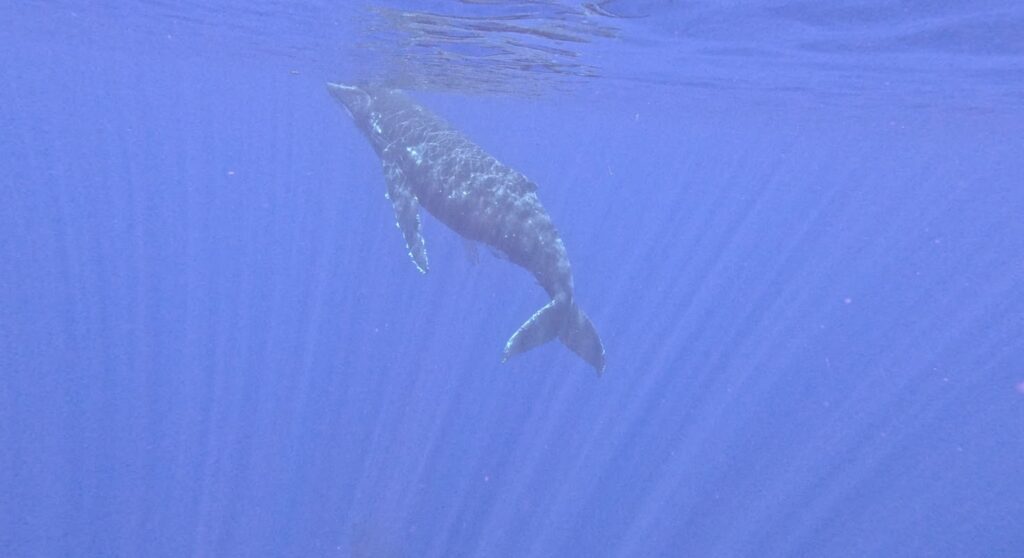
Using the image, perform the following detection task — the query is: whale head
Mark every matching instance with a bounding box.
[326,83,373,120]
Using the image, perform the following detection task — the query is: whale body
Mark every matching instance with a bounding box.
[328,83,605,373]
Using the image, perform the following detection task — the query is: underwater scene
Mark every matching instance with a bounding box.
[2,1,1023,556]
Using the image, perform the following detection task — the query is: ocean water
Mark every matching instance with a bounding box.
[2,2,1023,556]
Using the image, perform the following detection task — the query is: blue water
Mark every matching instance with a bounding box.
[2,2,1023,556]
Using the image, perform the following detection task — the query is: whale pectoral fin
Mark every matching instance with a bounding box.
[383,162,429,273]
[502,299,566,363]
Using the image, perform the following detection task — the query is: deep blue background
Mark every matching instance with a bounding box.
[2,2,1023,557]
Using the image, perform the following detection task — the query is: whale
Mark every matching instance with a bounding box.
[327,83,605,373]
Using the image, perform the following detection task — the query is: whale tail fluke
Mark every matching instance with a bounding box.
[560,305,605,374]
[502,300,606,374]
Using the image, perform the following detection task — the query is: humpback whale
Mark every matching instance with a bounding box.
[328,83,605,373]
